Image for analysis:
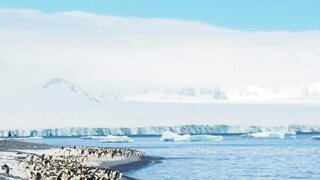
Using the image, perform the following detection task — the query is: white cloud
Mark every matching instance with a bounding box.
[0,8,320,95]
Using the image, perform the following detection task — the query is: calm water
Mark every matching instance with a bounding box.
[26,135,320,180]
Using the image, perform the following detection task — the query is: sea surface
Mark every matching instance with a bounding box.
[26,135,320,180]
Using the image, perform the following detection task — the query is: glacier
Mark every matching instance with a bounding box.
[0,125,320,137]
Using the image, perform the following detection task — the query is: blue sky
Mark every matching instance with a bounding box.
[0,0,319,31]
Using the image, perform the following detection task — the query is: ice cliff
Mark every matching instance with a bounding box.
[0,125,319,137]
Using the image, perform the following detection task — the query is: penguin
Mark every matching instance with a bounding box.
[35,172,42,180]
[1,164,10,174]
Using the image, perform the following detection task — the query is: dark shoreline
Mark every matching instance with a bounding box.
[0,139,57,151]
[109,156,163,172]
[110,156,163,180]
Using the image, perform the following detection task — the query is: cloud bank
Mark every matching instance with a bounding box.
[1,9,320,95]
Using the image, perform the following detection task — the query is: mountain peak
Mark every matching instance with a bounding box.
[42,78,69,89]
[42,78,100,103]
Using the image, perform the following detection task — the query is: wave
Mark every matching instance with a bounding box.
[81,135,134,143]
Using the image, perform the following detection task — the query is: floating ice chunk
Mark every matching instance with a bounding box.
[290,135,297,139]
[160,132,190,141]
[242,131,285,139]
[160,132,223,142]
[312,136,320,140]
[82,135,134,143]
[189,135,223,141]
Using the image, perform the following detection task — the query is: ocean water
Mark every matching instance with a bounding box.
[26,135,320,180]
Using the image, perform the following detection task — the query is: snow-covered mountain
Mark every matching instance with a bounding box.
[226,83,320,101]
[105,87,227,103]
[36,78,320,104]
[41,78,100,103]
[100,83,320,103]
[0,78,320,131]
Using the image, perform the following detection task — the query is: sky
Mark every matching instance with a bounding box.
[0,1,320,95]
[0,0,320,31]
[0,1,320,128]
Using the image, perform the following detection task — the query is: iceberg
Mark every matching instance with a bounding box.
[290,135,297,139]
[82,135,134,143]
[242,131,285,139]
[312,136,320,140]
[160,132,190,141]
[160,132,223,142]
[189,135,223,141]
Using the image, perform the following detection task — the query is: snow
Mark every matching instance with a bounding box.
[0,151,25,178]
[41,78,100,103]
[101,83,320,103]
[38,80,320,103]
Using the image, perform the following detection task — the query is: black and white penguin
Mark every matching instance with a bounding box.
[1,164,10,174]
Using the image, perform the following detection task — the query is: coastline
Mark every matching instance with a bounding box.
[101,155,163,180]
[0,140,158,180]
[0,139,57,151]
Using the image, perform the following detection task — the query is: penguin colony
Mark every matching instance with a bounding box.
[1,146,146,180]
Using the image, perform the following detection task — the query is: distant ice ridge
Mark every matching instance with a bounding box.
[38,78,320,103]
[101,83,320,103]
[0,125,320,137]
[160,132,223,141]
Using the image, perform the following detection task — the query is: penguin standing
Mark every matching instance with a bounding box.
[1,164,10,174]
